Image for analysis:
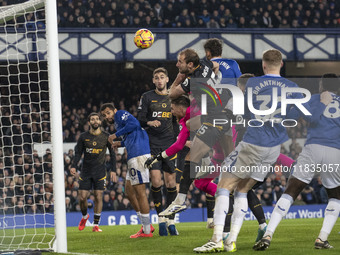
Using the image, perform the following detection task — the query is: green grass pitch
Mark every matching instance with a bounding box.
[49,218,340,255]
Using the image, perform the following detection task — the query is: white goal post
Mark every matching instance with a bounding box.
[0,0,66,253]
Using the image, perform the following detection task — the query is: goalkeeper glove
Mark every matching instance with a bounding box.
[144,151,167,169]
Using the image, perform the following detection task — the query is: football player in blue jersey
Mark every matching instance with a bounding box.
[100,103,154,238]
[203,39,268,239]
[254,73,340,250]
[194,49,306,253]
[204,38,242,83]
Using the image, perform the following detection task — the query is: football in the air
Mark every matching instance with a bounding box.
[134,28,154,49]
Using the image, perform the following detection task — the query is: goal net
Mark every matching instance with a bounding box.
[0,0,66,253]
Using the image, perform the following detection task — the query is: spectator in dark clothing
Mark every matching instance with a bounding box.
[102,193,114,211]
[238,16,247,28]
[206,18,220,28]
[54,0,340,29]
[261,191,273,206]
[196,18,206,28]
[261,11,273,28]
[310,17,321,28]
[199,9,210,24]
[219,17,227,28]
[163,3,176,23]
[227,18,237,28]
[272,10,282,28]
[272,184,283,203]
[233,2,245,20]
[301,186,318,204]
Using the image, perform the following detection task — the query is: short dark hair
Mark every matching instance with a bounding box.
[321,73,339,93]
[204,38,222,57]
[171,95,190,107]
[87,112,100,121]
[153,67,168,77]
[179,48,200,67]
[100,103,116,112]
[238,73,255,87]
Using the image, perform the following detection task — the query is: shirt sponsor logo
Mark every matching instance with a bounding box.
[152,111,172,118]
[86,148,103,154]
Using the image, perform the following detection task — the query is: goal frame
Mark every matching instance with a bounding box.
[0,0,67,253]
[45,0,67,252]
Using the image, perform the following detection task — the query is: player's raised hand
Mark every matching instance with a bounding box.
[110,171,117,183]
[108,134,117,144]
[70,167,76,176]
[320,91,333,105]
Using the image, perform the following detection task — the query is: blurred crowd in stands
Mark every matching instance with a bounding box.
[1,0,339,29]
[54,0,340,29]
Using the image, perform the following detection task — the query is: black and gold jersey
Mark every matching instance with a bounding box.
[137,90,176,148]
[181,59,231,115]
[72,131,115,176]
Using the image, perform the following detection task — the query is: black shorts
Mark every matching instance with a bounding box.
[175,146,190,183]
[150,147,176,173]
[195,114,231,148]
[79,175,106,191]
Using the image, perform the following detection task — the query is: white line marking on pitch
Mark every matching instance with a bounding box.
[67,252,99,255]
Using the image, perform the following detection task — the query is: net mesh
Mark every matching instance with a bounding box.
[0,0,55,251]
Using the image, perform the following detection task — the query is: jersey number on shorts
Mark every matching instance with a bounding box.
[130,168,137,176]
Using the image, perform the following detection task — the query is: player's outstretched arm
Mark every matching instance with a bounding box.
[169,73,186,99]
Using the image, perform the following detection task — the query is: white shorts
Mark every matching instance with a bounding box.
[292,144,340,189]
[126,154,150,186]
[220,141,280,182]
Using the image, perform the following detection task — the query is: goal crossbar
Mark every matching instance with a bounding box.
[0,0,44,24]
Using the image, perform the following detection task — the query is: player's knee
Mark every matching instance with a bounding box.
[151,179,162,187]
[135,190,147,201]
[165,175,176,188]
[165,181,176,188]
[95,193,102,201]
